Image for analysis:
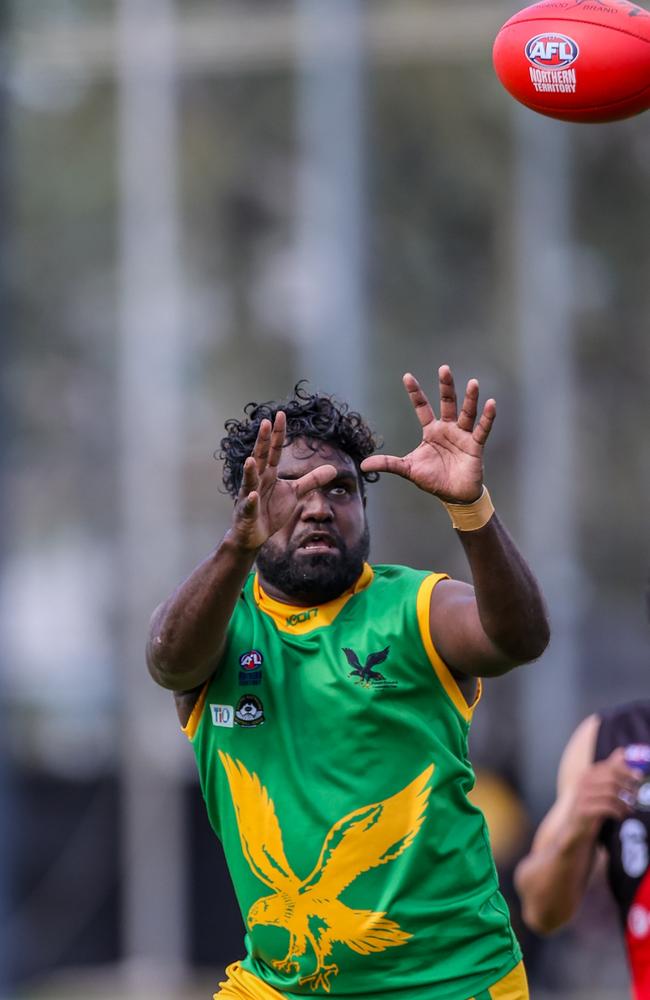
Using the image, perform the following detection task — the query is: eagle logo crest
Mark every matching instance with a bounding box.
[342,646,391,687]
[220,752,434,992]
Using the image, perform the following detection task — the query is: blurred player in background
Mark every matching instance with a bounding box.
[515,586,650,999]
[147,365,550,1000]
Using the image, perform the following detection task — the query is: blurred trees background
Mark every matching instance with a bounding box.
[0,1,648,997]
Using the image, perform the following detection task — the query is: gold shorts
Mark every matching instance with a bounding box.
[214,958,529,1000]
[213,963,283,1000]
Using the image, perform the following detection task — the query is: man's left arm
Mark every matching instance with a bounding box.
[360,364,549,677]
[429,512,550,677]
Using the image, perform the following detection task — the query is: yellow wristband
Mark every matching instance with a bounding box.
[440,485,495,531]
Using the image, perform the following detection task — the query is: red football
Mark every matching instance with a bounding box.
[493,0,650,123]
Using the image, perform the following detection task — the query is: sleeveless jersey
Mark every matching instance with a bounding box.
[186,563,522,1000]
[596,701,650,1000]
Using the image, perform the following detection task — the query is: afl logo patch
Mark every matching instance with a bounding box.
[239,650,263,671]
[235,694,265,728]
[239,649,263,685]
[525,33,579,70]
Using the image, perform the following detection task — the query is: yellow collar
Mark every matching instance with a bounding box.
[253,563,374,634]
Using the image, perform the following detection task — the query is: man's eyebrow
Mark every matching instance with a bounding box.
[278,470,358,483]
[330,471,359,484]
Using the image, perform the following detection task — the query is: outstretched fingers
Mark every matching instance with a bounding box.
[250,418,273,474]
[250,412,286,475]
[437,365,458,423]
[239,455,260,500]
[473,398,496,446]
[403,373,435,429]
[442,371,493,440]
[457,378,479,433]
[267,410,286,469]
[237,458,262,522]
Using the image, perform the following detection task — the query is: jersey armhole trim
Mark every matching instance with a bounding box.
[182,681,210,741]
[416,573,482,723]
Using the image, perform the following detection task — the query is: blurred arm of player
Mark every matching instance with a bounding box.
[145,411,336,696]
[514,713,643,934]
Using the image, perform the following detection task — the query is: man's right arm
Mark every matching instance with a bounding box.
[514,713,640,934]
[146,412,338,699]
[146,531,257,693]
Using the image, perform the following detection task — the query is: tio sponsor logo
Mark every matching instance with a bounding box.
[525,33,579,69]
[211,704,234,728]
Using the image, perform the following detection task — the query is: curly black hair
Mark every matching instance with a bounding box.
[219,382,382,498]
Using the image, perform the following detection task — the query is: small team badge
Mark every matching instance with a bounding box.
[239,649,263,686]
[235,694,265,727]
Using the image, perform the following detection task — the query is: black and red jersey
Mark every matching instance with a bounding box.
[596,701,650,1000]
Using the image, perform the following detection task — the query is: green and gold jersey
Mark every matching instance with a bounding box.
[186,564,521,1000]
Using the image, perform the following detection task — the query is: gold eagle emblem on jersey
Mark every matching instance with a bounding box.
[219,752,434,992]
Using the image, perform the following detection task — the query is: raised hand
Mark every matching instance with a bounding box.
[567,748,643,839]
[360,365,495,503]
[231,412,337,551]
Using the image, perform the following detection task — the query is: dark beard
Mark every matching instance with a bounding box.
[256,523,370,605]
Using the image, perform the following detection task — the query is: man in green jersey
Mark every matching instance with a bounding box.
[147,365,550,1000]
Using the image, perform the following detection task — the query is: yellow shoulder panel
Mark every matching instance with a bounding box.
[416,573,482,723]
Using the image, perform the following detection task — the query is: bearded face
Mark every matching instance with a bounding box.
[256,438,370,606]
[257,520,369,604]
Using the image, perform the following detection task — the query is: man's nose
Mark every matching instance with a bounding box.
[300,487,333,519]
